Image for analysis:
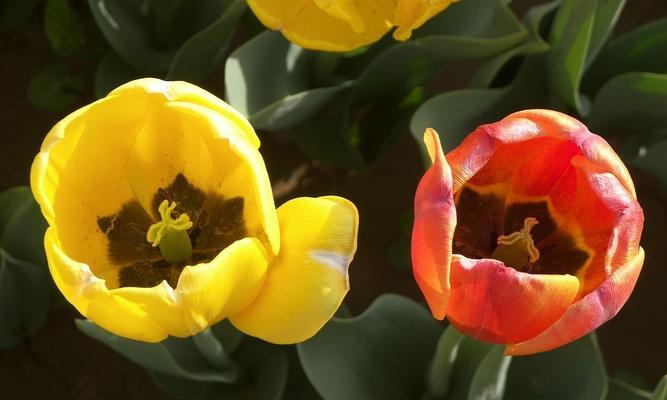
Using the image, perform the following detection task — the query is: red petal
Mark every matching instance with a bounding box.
[447,256,580,344]
[411,128,455,319]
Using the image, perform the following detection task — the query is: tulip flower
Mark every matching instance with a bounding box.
[412,110,644,355]
[31,78,358,343]
[247,0,457,52]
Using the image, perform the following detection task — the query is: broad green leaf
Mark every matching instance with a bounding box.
[606,379,651,400]
[77,320,243,383]
[548,0,597,113]
[167,0,246,82]
[445,337,496,400]
[427,324,467,397]
[0,250,50,348]
[251,82,354,131]
[44,0,85,56]
[467,346,512,400]
[297,294,441,400]
[504,334,608,400]
[27,63,83,111]
[94,50,143,99]
[88,0,175,73]
[654,376,667,400]
[585,18,667,93]
[469,0,559,89]
[0,0,39,30]
[632,139,667,194]
[585,0,625,68]
[147,0,187,47]
[588,73,667,137]
[150,341,288,400]
[0,187,48,266]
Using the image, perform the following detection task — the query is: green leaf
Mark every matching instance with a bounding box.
[27,63,83,111]
[653,376,667,400]
[585,18,667,93]
[0,250,50,348]
[606,378,651,400]
[167,0,246,82]
[44,0,85,57]
[94,50,143,99]
[632,139,667,194]
[585,0,625,68]
[504,334,608,400]
[467,346,512,400]
[588,73,667,137]
[0,0,39,30]
[445,337,496,400]
[150,341,288,400]
[77,320,243,383]
[0,187,48,266]
[88,0,175,73]
[427,324,467,397]
[297,294,441,400]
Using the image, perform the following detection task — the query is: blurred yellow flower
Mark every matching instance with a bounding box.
[247,0,458,52]
[31,78,359,343]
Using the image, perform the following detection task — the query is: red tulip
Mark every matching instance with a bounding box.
[412,109,644,355]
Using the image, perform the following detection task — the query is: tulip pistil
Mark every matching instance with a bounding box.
[147,200,193,264]
[491,217,540,270]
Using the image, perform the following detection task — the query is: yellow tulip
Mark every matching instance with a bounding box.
[31,78,359,343]
[247,0,458,52]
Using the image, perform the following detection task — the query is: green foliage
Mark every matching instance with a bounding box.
[297,294,441,400]
[0,187,50,348]
[28,63,84,111]
[44,0,85,57]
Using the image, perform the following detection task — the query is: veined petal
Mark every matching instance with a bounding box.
[393,0,457,41]
[314,0,366,33]
[230,196,358,344]
[110,78,260,149]
[45,228,168,342]
[412,129,454,319]
[177,238,269,333]
[247,0,394,52]
[507,161,644,355]
[447,256,580,344]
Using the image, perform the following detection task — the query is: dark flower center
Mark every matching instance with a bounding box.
[97,173,246,288]
[453,186,590,275]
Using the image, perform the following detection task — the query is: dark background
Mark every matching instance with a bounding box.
[1,0,666,398]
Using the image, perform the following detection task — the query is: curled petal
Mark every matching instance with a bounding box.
[447,256,580,344]
[507,161,644,355]
[412,129,454,319]
[230,196,358,344]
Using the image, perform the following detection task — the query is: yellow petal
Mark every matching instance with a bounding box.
[166,100,280,256]
[230,196,358,344]
[45,228,168,342]
[32,93,150,277]
[110,78,260,149]
[177,238,269,332]
[393,0,457,41]
[247,0,394,52]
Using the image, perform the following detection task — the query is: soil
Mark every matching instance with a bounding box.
[1,1,666,399]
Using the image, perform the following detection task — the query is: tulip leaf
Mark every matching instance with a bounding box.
[588,73,667,137]
[504,334,608,400]
[606,379,651,400]
[0,187,50,348]
[585,18,667,93]
[150,341,288,400]
[427,324,467,397]
[88,0,175,73]
[653,376,667,400]
[0,0,39,30]
[297,294,441,400]
[166,0,246,82]
[44,0,85,57]
[94,50,143,99]
[77,319,244,384]
[28,63,83,111]
[467,346,512,400]
[442,337,497,400]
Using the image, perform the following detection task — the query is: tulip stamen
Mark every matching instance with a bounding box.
[147,200,194,264]
[491,217,540,270]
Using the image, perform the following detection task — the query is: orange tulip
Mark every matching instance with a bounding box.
[412,109,644,355]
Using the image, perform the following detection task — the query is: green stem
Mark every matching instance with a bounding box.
[427,324,466,398]
[192,328,246,384]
